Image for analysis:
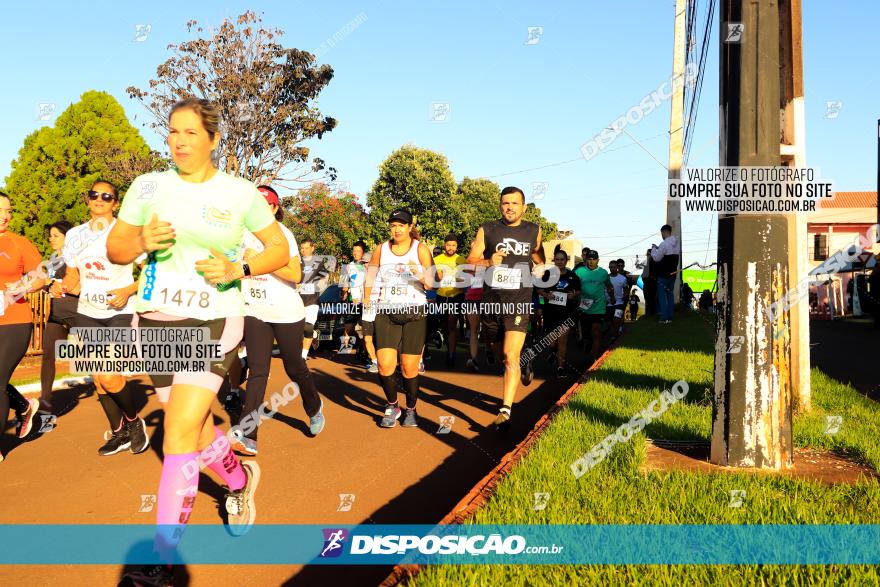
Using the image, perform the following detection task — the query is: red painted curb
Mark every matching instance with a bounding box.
[379,335,624,586]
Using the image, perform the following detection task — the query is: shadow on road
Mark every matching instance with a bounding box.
[283,338,594,587]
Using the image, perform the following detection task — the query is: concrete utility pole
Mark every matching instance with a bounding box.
[779,0,811,412]
[666,0,687,302]
[711,0,794,469]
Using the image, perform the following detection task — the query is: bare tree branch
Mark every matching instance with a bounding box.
[127,10,337,184]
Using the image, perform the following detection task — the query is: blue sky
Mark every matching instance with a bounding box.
[1,1,876,267]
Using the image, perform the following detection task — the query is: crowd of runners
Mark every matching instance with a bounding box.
[0,98,642,586]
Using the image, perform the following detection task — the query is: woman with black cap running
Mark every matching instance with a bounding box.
[364,209,434,428]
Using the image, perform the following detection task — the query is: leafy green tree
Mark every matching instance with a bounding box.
[4,91,164,254]
[452,179,558,252]
[127,11,337,187]
[282,182,370,262]
[524,202,558,242]
[365,145,457,245]
[453,177,500,250]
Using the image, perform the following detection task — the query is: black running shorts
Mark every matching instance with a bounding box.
[374,312,427,355]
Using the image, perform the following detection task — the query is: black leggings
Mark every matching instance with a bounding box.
[1,323,34,436]
[242,317,321,440]
[40,320,69,411]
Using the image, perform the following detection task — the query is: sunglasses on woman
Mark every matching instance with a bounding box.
[87,190,118,202]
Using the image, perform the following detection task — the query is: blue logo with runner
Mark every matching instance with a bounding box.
[320,528,348,558]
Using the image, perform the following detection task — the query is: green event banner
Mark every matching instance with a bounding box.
[681,269,716,293]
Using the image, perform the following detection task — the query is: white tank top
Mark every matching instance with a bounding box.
[378,239,426,306]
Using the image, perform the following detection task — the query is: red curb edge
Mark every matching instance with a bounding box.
[379,337,623,586]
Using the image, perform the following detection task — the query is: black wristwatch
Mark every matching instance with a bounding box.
[241,263,251,277]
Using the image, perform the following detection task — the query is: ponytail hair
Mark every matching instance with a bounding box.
[410,226,420,241]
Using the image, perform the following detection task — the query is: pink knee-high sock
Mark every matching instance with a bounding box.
[157,452,199,525]
[201,427,246,491]
[155,452,199,561]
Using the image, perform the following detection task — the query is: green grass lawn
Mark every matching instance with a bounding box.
[412,311,880,586]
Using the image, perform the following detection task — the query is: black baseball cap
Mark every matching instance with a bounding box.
[586,250,599,259]
[388,209,413,224]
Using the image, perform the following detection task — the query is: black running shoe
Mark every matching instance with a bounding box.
[521,362,534,386]
[98,427,131,456]
[126,417,150,454]
[221,388,242,413]
[118,564,174,586]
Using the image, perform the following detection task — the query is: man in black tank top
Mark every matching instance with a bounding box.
[466,186,546,430]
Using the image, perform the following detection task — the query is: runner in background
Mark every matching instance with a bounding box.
[339,241,368,355]
[234,185,325,456]
[616,258,631,284]
[365,209,433,429]
[608,260,629,340]
[467,186,545,429]
[575,250,614,364]
[298,237,333,360]
[358,250,380,371]
[433,234,467,367]
[628,288,641,321]
[60,180,149,456]
[572,246,591,344]
[0,191,44,462]
[536,247,580,377]
[420,286,436,373]
[360,270,380,373]
[39,220,76,415]
[108,98,289,583]
[573,246,592,271]
[462,265,484,372]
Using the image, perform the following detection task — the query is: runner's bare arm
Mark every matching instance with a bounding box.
[195,222,289,285]
[242,222,290,278]
[467,227,495,267]
[531,227,546,265]
[272,257,302,283]
[107,216,174,264]
[415,243,435,290]
[363,247,381,303]
[60,265,81,296]
[271,253,302,283]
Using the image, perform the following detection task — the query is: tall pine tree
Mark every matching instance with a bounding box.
[4,90,164,254]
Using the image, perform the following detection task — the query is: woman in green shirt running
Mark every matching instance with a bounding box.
[107,98,289,582]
